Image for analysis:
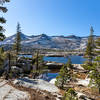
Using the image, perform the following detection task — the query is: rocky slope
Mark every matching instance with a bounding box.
[0,79,30,100]
[0,33,99,50]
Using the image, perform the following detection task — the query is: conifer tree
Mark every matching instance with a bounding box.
[66,58,75,81]
[13,23,21,55]
[0,0,10,41]
[66,58,73,69]
[0,47,5,69]
[90,65,100,94]
[55,65,70,89]
[85,26,94,62]
[90,37,100,93]
[0,0,10,74]
[55,58,72,89]
[83,26,95,70]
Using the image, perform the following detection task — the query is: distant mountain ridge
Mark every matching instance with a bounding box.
[0,33,99,50]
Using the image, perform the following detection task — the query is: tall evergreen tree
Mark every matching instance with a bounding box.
[13,23,21,55]
[83,26,95,70]
[85,26,94,61]
[0,0,10,41]
[0,0,10,75]
[90,37,100,93]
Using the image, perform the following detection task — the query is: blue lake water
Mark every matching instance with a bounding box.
[19,55,86,64]
[41,73,59,81]
[43,56,86,64]
[47,73,58,81]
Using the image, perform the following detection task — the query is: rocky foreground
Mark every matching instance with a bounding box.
[0,63,100,100]
[0,79,30,100]
[0,78,61,100]
[0,75,100,100]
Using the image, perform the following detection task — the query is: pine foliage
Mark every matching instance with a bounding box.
[0,47,5,69]
[55,58,73,89]
[0,0,10,41]
[83,26,95,70]
[90,36,100,93]
[13,23,21,55]
[85,26,94,60]
[63,88,78,100]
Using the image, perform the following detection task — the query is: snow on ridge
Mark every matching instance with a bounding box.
[1,33,98,50]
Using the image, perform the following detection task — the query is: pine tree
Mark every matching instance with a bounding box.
[90,37,100,94]
[55,65,70,89]
[13,23,21,55]
[36,50,39,70]
[66,58,75,82]
[55,58,72,89]
[83,26,95,70]
[0,47,6,70]
[66,58,73,69]
[90,66,100,94]
[0,0,9,74]
[85,26,94,61]
[0,0,10,41]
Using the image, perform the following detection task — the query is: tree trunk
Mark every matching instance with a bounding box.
[36,51,39,70]
[8,53,11,73]
[61,79,64,89]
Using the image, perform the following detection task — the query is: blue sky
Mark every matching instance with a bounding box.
[3,0,100,37]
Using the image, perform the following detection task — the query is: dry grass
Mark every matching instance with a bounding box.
[59,89,65,96]
[74,85,100,100]
[76,72,87,79]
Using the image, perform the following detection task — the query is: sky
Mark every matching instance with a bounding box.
[2,0,100,37]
